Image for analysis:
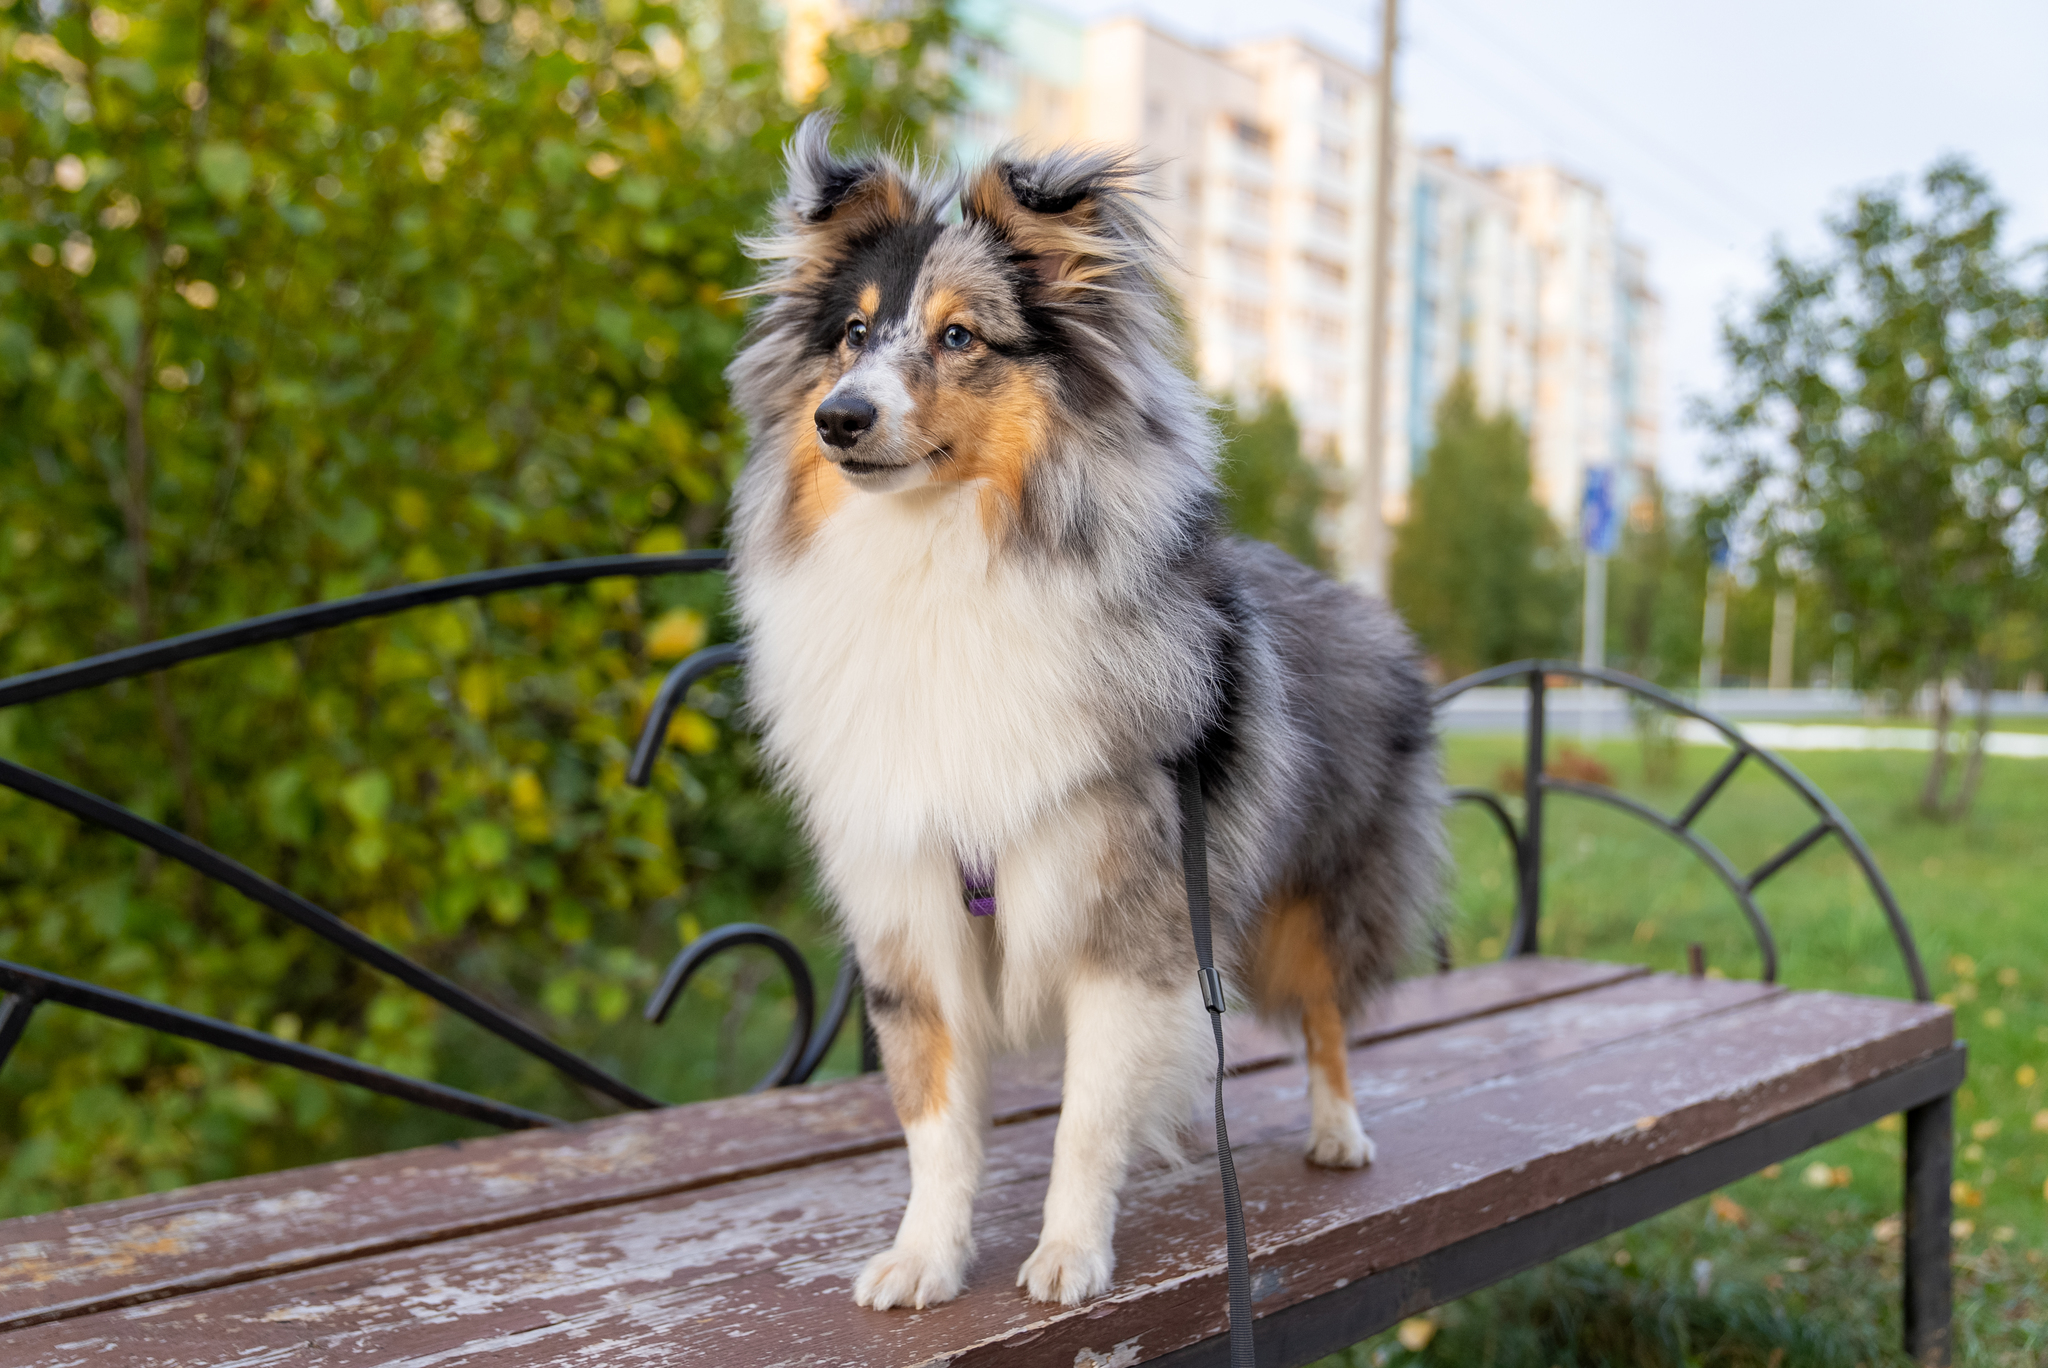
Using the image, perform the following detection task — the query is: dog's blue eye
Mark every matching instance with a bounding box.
[942,324,972,351]
[846,319,868,348]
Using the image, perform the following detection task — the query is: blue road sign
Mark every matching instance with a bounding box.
[1582,465,1619,556]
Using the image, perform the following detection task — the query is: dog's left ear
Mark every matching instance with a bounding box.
[963,151,1147,292]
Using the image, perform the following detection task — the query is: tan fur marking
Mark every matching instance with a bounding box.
[782,378,848,545]
[857,282,881,316]
[868,974,952,1123]
[923,368,1052,537]
[922,286,968,335]
[1251,897,1353,1106]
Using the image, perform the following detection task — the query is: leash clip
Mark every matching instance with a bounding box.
[1198,966,1227,1015]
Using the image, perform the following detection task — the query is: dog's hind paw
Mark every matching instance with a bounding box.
[854,1244,966,1311]
[1306,1112,1375,1169]
[1017,1237,1114,1305]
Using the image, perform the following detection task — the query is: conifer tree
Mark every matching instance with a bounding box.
[1217,389,1328,571]
[1389,374,1573,679]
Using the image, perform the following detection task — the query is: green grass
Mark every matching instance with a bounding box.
[1318,734,2048,1368]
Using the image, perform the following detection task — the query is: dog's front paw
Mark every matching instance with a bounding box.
[1017,1237,1114,1305]
[854,1242,967,1311]
[1306,1107,1375,1168]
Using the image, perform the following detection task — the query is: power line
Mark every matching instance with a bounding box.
[1425,0,1780,234]
[1394,26,1757,255]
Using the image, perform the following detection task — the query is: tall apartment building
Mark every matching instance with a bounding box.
[950,0,1660,586]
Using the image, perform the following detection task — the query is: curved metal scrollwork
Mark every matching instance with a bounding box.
[645,923,861,1092]
[1433,660,1930,1001]
[0,554,735,1131]
[0,584,1930,1141]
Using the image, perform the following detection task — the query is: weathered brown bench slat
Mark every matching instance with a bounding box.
[0,955,1636,1334]
[0,965,1952,1367]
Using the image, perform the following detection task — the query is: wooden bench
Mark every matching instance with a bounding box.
[0,561,1962,1364]
[0,957,1959,1365]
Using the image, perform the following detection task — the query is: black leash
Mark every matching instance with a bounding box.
[1176,755,1255,1368]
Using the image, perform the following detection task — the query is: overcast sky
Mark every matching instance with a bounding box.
[1043,0,2048,491]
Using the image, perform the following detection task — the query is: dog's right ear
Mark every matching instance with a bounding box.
[784,114,888,224]
[783,113,928,235]
[743,114,934,294]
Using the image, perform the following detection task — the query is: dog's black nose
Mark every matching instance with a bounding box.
[815,394,877,450]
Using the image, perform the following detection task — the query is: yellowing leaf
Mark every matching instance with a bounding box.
[2018,1064,2037,1087]
[458,663,498,719]
[509,767,545,814]
[1952,1180,1984,1209]
[401,544,443,581]
[394,488,431,531]
[1971,1118,2000,1141]
[634,526,685,555]
[670,708,718,755]
[1395,1317,1436,1351]
[645,608,706,661]
[1709,1194,1747,1227]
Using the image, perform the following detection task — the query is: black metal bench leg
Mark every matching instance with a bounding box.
[1903,1094,1953,1366]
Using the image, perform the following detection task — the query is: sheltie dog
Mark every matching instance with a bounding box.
[724,115,1445,1311]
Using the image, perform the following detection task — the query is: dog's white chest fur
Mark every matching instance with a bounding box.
[741,487,1109,862]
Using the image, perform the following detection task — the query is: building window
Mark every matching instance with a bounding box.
[1313,197,1348,236]
[1318,134,1349,178]
[1304,311,1344,348]
[1227,300,1268,335]
[1301,253,1345,291]
[1229,245,1270,285]
[1235,182,1271,224]
[1234,120,1273,156]
[1321,72,1351,113]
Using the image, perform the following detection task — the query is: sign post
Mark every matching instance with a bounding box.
[1700,526,1730,692]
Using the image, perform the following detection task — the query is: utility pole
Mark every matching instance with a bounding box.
[1700,527,1729,693]
[1358,0,1399,596]
[1768,586,1796,691]
[1699,579,1726,690]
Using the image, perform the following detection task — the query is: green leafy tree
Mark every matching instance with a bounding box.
[0,0,956,1211]
[1390,373,1574,680]
[1709,159,2048,818]
[1216,388,1328,570]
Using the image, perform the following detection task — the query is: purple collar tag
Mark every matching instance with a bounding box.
[961,863,996,917]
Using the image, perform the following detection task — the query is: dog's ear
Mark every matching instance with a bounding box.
[780,112,921,235]
[963,151,1148,292]
[741,114,936,296]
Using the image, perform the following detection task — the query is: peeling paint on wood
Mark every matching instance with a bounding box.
[0,958,1638,1332]
[0,964,1948,1368]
